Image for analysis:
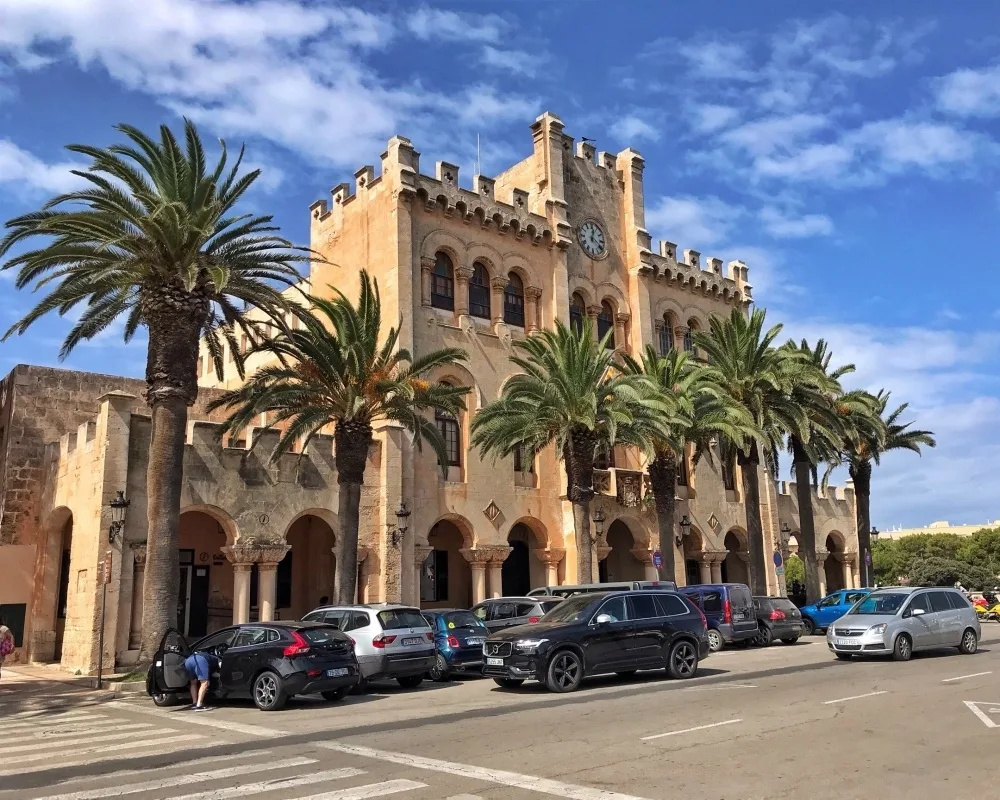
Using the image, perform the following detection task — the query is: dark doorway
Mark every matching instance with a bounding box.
[188,565,210,638]
[502,540,531,596]
[685,559,700,586]
[598,559,609,583]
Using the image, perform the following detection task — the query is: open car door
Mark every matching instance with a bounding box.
[151,628,191,695]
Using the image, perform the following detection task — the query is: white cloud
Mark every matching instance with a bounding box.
[720,114,829,157]
[406,7,504,43]
[480,46,542,77]
[677,40,756,81]
[850,119,985,172]
[645,195,742,249]
[758,207,834,238]
[692,104,741,133]
[935,64,1000,117]
[0,140,86,194]
[610,115,660,143]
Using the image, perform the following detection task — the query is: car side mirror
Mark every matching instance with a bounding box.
[911,607,925,616]
[595,614,613,625]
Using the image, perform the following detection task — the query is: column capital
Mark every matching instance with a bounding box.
[630,545,651,563]
[533,547,566,566]
[455,265,474,281]
[414,545,434,563]
[595,545,612,561]
[586,304,602,319]
[420,255,436,271]
[816,549,829,564]
[524,285,542,300]
[460,547,492,566]
[223,538,289,566]
[129,541,148,567]
[357,545,372,564]
[615,312,631,325]
[232,562,253,574]
[490,277,508,291]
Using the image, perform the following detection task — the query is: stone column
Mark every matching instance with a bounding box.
[534,548,565,588]
[128,543,147,651]
[615,312,630,352]
[232,564,252,624]
[454,266,472,316]
[461,548,491,604]
[486,547,512,598]
[420,256,434,307]
[698,555,712,585]
[491,277,507,325]
[631,546,656,582]
[258,564,278,622]
[413,545,433,606]
[841,556,854,590]
[817,552,828,597]
[710,555,723,584]
[524,286,542,332]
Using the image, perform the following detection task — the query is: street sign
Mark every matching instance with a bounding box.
[652,550,664,569]
[773,550,783,569]
[100,550,113,585]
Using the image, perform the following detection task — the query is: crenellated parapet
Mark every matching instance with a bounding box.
[638,248,752,307]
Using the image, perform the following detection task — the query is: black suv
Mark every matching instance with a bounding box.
[482,590,709,693]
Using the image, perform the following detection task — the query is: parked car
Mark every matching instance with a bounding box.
[482,590,709,693]
[679,583,757,652]
[146,621,359,711]
[301,603,435,689]
[471,596,563,633]
[527,580,677,598]
[751,596,804,646]
[827,586,980,661]
[421,609,488,681]
[799,588,872,635]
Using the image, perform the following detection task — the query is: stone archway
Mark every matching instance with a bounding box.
[424,520,473,608]
[602,520,646,583]
[683,526,706,586]
[721,531,749,585]
[502,524,535,596]
[33,507,74,663]
[824,532,849,592]
[177,510,232,637]
[284,513,337,619]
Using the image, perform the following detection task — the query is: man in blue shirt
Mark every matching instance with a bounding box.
[184,650,219,711]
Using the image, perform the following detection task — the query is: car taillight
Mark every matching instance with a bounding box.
[723,599,732,625]
[447,635,460,648]
[372,634,397,649]
[769,609,786,621]
[528,617,540,624]
[283,630,311,657]
[425,632,435,642]
[307,669,321,678]
[348,637,355,647]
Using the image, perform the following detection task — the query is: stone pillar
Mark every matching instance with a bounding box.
[232,565,252,624]
[491,277,507,325]
[524,286,542,332]
[413,545,433,607]
[420,256,434,307]
[615,312,630,352]
[842,556,854,590]
[698,555,712,585]
[710,556,723,585]
[128,544,147,651]
[817,552,828,597]
[356,546,371,604]
[534,548,565,588]
[258,564,278,622]
[472,563,487,604]
[455,266,472,316]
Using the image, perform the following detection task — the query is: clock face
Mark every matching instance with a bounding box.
[577,220,607,257]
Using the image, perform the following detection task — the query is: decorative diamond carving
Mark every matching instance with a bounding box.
[484,501,501,522]
[708,513,719,530]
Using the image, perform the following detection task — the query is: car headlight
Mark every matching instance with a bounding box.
[868,623,888,635]
[514,638,548,654]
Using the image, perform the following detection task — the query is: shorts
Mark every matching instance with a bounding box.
[184,653,211,682]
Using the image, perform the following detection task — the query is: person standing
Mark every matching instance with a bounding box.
[0,616,14,682]
[183,649,219,711]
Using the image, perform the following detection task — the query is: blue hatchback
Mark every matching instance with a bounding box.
[799,588,872,634]
[421,609,489,681]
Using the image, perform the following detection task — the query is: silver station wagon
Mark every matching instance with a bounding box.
[827,586,980,661]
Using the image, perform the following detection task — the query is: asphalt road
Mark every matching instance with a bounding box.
[4,634,1000,800]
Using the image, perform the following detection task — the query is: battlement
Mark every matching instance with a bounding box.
[638,246,752,307]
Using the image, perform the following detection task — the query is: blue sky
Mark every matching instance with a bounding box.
[1,1,998,528]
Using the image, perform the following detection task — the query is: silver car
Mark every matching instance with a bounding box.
[826,586,980,661]
[302,603,435,688]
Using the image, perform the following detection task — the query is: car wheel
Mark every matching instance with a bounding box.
[667,640,699,679]
[397,675,424,689]
[429,654,451,682]
[801,618,815,636]
[780,637,800,645]
[493,678,525,689]
[959,628,978,655]
[252,671,287,711]
[151,691,180,707]
[835,653,853,661]
[706,629,724,652]
[616,670,638,679]
[752,624,773,647]
[545,650,583,693]
[892,633,913,662]
[321,688,349,702]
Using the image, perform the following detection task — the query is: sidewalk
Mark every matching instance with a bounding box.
[0,663,131,714]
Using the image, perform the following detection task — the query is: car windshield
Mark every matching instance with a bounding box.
[540,593,601,623]
[377,609,428,630]
[442,611,484,629]
[852,594,907,615]
[300,627,345,645]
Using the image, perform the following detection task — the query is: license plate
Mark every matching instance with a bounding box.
[836,638,855,647]
[326,668,348,677]
[402,636,423,646]
[486,657,504,666]
[467,638,484,646]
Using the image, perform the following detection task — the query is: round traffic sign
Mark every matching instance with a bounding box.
[773,550,783,568]
[652,550,664,569]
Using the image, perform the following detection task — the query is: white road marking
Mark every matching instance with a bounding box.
[4,713,101,732]
[0,728,157,755]
[321,743,655,800]
[35,751,270,789]
[172,767,366,800]
[33,756,317,800]
[943,671,993,682]
[2,734,198,766]
[0,743,249,778]
[682,683,757,691]
[964,700,1000,728]
[822,691,887,705]
[295,780,430,799]
[10,722,154,740]
[640,719,743,741]
[8,708,98,721]
[107,700,287,737]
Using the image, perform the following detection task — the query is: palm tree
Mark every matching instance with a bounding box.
[695,308,813,594]
[838,390,935,583]
[1,121,307,662]
[620,347,757,583]
[208,270,468,603]
[471,321,672,583]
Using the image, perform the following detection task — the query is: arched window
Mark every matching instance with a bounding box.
[435,384,460,467]
[504,272,525,326]
[513,444,534,474]
[469,262,490,319]
[685,318,699,356]
[431,252,454,311]
[598,301,615,348]
[659,315,674,355]
[570,292,586,333]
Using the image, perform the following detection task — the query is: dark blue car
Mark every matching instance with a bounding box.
[679,583,757,652]
[421,609,488,681]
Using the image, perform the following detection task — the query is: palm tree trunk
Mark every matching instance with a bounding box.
[738,442,768,595]
[334,421,372,604]
[647,452,678,582]
[792,437,821,603]
[137,299,205,663]
[850,460,873,587]
[564,431,598,582]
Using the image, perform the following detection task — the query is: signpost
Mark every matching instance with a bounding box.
[652,550,664,570]
[96,549,112,689]
[773,549,784,578]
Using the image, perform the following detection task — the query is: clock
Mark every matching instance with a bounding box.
[577,220,607,258]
